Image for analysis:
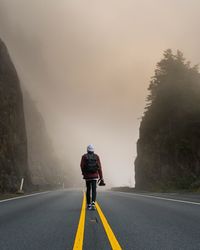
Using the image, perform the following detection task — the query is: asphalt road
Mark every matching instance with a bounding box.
[0,189,200,250]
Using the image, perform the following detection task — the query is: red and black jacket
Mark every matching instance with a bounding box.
[80,153,103,180]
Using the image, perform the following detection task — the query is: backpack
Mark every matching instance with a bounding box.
[84,153,99,173]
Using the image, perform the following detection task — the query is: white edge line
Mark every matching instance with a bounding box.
[108,191,200,206]
[0,191,51,203]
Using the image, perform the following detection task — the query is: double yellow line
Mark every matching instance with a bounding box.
[73,192,122,250]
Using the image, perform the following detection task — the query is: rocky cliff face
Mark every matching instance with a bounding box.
[0,39,30,192]
[23,91,63,186]
[135,50,200,191]
[135,116,200,191]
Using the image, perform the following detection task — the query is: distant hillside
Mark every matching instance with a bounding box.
[135,50,200,191]
[0,38,31,192]
[23,91,63,186]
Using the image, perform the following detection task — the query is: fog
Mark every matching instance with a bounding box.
[0,0,200,187]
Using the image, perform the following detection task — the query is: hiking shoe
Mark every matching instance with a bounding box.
[91,201,96,210]
[87,204,92,210]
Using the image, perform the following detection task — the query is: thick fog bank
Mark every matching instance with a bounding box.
[0,0,200,186]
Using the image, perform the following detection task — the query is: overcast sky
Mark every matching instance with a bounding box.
[0,0,200,186]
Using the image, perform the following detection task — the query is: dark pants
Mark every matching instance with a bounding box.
[86,180,97,204]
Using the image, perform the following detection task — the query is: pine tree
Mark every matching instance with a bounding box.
[144,49,200,128]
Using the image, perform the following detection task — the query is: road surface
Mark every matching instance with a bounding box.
[0,189,200,249]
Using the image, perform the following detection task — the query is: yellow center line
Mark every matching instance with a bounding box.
[96,202,122,250]
[73,192,86,250]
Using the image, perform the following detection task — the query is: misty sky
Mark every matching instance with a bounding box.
[0,0,200,186]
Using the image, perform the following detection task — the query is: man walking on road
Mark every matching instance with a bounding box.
[80,144,104,210]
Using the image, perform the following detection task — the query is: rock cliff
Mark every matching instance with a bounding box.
[0,39,30,192]
[23,91,63,187]
[135,50,200,191]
